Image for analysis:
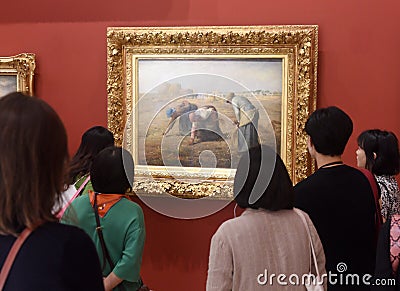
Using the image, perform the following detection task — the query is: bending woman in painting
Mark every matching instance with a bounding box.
[163,100,198,136]
[226,92,260,153]
[188,105,224,145]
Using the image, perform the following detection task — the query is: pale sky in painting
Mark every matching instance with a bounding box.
[138,59,283,94]
[0,76,17,98]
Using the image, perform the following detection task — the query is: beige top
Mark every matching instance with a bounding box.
[206,208,326,291]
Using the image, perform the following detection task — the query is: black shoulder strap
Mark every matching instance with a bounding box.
[93,192,114,271]
[93,193,144,291]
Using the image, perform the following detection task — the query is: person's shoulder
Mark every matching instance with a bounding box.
[73,193,90,201]
[343,164,367,176]
[295,165,370,192]
[214,215,239,233]
[42,221,84,232]
[212,210,268,242]
[211,218,236,244]
[294,171,320,192]
[121,197,142,208]
[375,174,394,184]
[343,165,373,187]
[69,193,90,207]
[118,198,144,216]
[294,170,332,208]
[37,221,92,244]
[214,212,254,236]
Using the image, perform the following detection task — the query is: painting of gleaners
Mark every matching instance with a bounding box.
[135,58,284,170]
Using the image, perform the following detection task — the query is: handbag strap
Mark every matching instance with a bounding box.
[294,208,320,278]
[0,228,32,290]
[92,193,128,291]
[57,175,91,219]
[93,193,144,291]
[92,192,114,271]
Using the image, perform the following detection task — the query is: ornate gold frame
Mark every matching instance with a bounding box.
[0,53,36,96]
[107,26,318,199]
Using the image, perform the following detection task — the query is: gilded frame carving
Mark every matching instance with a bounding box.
[0,53,36,97]
[107,26,318,199]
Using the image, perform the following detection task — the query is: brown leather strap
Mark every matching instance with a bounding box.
[0,228,32,290]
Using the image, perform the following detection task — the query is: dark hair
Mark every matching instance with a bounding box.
[0,92,68,235]
[234,145,294,210]
[305,106,353,156]
[90,146,134,194]
[357,129,400,175]
[68,126,114,184]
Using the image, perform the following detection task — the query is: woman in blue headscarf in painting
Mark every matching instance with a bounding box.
[163,100,198,136]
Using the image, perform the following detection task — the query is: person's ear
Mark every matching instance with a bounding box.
[307,136,315,156]
[307,136,314,148]
[373,152,377,159]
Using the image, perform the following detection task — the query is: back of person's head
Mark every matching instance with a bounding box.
[90,146,134,194]
[0,92,68,235]
[234,145,294,210]
[305,106,353,156]
[68,126,114,183]
[358,129,400,175]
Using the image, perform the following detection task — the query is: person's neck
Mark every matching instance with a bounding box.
[315,154,343,169]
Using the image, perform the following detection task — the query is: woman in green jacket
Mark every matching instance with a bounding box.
[62,146,146,291]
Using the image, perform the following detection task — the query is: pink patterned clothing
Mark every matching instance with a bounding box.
[376,175,400,220]
[390,214,400,274]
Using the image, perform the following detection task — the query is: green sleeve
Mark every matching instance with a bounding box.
[81,180,93,195]
[74,174,93,196]
[112,209,146,282]
[60,199,81,226]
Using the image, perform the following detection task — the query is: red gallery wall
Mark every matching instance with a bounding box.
[1,0,399,290]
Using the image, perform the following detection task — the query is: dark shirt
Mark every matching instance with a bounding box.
[0,222,104,291]
[295,165,376,290]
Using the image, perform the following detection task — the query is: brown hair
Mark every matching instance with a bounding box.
[0,92,68,235]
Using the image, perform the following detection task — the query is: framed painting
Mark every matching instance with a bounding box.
[0,53,36,97]
[107,26,318,199]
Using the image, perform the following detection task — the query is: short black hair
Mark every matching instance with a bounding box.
[234,145,294,211]
[305,106,353,156]
[357,129,400,176]
[90,146,134,194]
